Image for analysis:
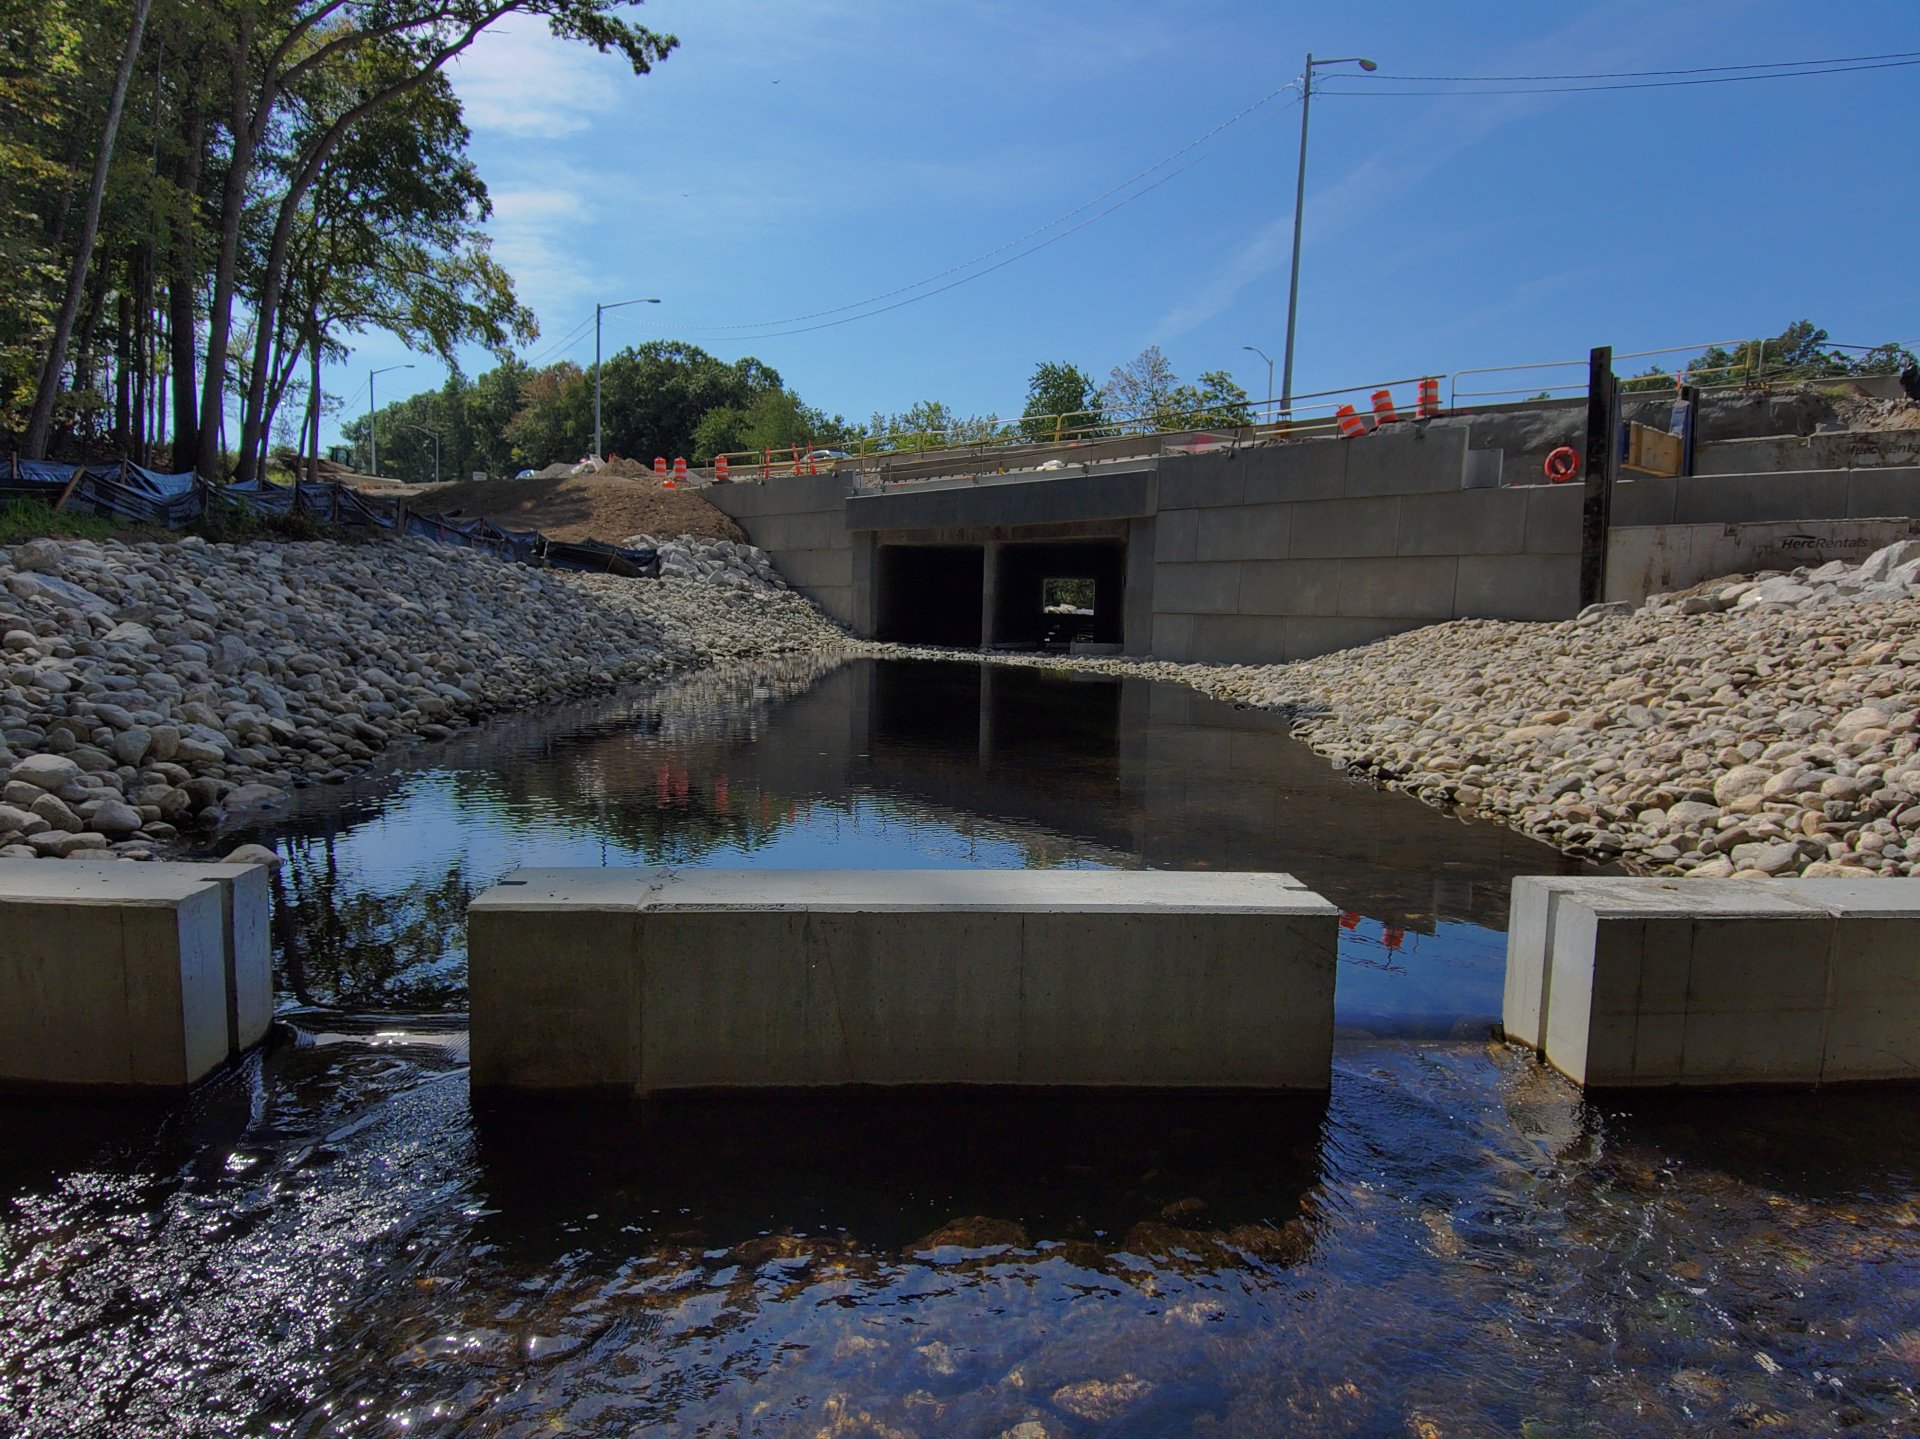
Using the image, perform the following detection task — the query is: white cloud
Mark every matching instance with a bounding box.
[450,20,625,137]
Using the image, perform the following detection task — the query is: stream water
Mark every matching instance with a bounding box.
[1,658,1915,1437]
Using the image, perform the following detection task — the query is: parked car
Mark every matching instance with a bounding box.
[805,449,853,463]
[514,468,537,479]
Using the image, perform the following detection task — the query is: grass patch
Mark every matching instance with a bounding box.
[0,495,362,548]
[0,500,132,545]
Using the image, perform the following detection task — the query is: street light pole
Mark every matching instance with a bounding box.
[593,297,661,459]
[1280,52,1376,420]
[367,362,413,476]
[1242,344,1275,419]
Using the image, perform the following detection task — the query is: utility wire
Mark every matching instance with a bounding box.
[523,311,596,368]
[1322,56,1920,96]
[1338,48,1920,83]
[622,85,1302,337]
[648,149,1232,342]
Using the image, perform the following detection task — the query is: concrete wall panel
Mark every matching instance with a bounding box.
[1672,471,1853,525]
[1195,503,1293,561]
[1336,556,1459,619]
[1154,560,1241,614]
[1288,497,1401,559]
[1239,441,1345,504]
[1455,553,1581,620]
[1523,484,1586,552]
[1156,453,1243,509]
[1239,558,1343,616]
[1343,426,1467,497]
[1395,489,1529,556]
[1846,467,1920,518]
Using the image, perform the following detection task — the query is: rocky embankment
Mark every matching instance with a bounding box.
[622,533,787,592]
[0,534,849,860]
[909,542,1920,880]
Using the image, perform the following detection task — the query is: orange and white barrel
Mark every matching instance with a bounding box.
[1371,388,1398,425]
[1417,377,1441,418]
[672,456,687,483]
[1335,404,1368,438]
[653,457,666,476]
[715,455,729,481]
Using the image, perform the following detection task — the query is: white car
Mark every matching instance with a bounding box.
[805,449,853,463]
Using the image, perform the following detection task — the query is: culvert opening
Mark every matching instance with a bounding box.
[875,544,984,647]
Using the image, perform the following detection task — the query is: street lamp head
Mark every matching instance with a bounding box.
[1357,58,1378,71]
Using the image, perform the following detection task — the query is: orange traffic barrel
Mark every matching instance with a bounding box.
[1335,404,1368,438]
[1417,377,1441,418]
[672,456,687,482]
[653,457,666,475]
[715,455,729,481]
[1371,388,1398,425]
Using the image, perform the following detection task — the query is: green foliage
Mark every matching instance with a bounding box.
[1020,361,1107,443]
[1626,321,1917,392]
[1105,347,1252,430]
[0,500,125,545]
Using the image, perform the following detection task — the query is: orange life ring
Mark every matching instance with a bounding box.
[1544,446,1580,482]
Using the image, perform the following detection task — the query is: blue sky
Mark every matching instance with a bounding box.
[324,0,1920,447]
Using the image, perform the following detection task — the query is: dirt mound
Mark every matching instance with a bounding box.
[408,472,744,545]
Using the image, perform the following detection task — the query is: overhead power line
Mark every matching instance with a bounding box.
[613,86,1302,341]
[1323,53,1920,96]
[1335,48,1920,83]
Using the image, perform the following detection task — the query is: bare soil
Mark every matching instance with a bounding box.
[405,472,744,544]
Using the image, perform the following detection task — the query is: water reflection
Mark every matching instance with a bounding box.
[1,659,1916,1437]
[241,658,1592,1029]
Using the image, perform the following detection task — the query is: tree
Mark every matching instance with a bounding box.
[1104,347,1253,431]
[23,0,154,457]
[1104,345,1180,427]
[196,1,674,481]
[1624,320,1918,393]
[1019,361,1106,443]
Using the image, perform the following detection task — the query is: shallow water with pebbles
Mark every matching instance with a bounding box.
[1,658,1915,1437]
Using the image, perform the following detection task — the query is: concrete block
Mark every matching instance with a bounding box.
[1156,507,1199,563]
[1240,441,1346,504]
[1151,611,1195,659]
[102,859,274,1055]
[1238,559,1342,617]
[1288,497,1401,559]
[1335,556,1459,619]
[469,868,1340,1093]
[1394,489,1529,557]
[1462,450,1502,489]
[1609,477,1677,528]
[1846,467,1920,519]
[1673,471,1853,525]
[1454,553,1580,621]
[1343,425,1467,497]
[1155,452,1243,509]
[1184,614,1289,664]
[1522,483,1585,553]
[1194,503,1292,561]
[0,862,234,1090]
[1154,560,1241,614]
[1499,876,1920,1089]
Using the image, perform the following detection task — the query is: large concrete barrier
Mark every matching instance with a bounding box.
[470,868,1340,1094]
[1503,876,1920,1088]
[0,859,273,1091]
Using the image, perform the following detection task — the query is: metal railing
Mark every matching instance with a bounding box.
[1450,338,1910,407]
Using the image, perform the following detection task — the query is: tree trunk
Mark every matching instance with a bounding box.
[167,98,207,464]
[114,285,133,454]
[24,0,156,458]
[307,325,322,487]
[234,11,510,477]
[195,8,264,479]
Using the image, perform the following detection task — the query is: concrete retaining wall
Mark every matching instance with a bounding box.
[708,426,1920,665]
[1503,876,1920,1088]
[0,859,272,1091]
[1149,429,1584,662]
[703,472,865,628]
[469,867,1340,1093]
